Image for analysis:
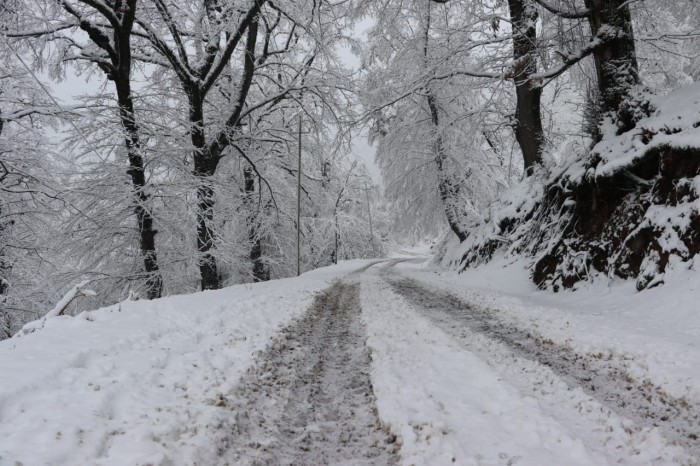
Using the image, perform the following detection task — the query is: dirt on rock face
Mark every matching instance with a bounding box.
[457,140,700,292]
[220,280,399,466]
[531,146,700,291]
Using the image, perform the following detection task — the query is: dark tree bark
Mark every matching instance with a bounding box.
[113,2,162,299]
[0,117,5,298]
[322,161,338,265]
[0,224,7,299]
[583,0,640,136]
[142,0,264,290]
[187,87,222,290]
[332,200,340,265]
[508,0,544,173]
[64,0,163,299]
[115,79,163,299]
[332,219,339,265]
[243,164,269,282]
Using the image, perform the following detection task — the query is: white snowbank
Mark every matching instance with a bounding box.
[0,260,370,466]
[573,82,700,180]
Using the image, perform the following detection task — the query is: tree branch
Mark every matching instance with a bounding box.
[201,0,268,95]
[231,144,279,213]
[533,0,591,19]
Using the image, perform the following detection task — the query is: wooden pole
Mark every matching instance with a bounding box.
[297,117,302,276]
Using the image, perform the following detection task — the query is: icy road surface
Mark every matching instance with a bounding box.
[2,258,700,465]
[223,272,399,465]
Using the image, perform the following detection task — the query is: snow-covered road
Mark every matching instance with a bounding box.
[364,259,698,466]
[2,258,700,465]
[222,275,399,465]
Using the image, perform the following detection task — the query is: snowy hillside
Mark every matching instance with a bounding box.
[448,81,700,292]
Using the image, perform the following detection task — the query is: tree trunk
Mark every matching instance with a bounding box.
[333,211,339,265]
[189,90,221,290]
[583,0,640,136]
[0,116,6,297]
[112,2,163,299]
[183,10,260,290]
[112,76,162,299]
[424,4,469,242]
[195,181,220,290]
[0,239,7,297]
[508,0,544,173]
[243,164,269,282]
[427,93,468,242]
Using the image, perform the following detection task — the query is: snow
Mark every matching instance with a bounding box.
[361,260,696,465]
[15,280,96,336]
[399,255,700,404]
[362,271,604,466]
[3,255,700,465]
[572,83,700,180]
[0,260,370,466]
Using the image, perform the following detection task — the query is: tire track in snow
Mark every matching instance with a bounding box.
[221,279,399,465]
[384,269,700,462]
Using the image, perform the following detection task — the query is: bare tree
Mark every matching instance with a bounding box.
[15,0,164,298]
[135,0,331,289]
[0,6,64,336]
[534,0,641,137]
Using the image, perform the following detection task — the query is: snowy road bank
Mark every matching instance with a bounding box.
[362,260,697,466]
[0,260,373,466]
[388,273,700,458]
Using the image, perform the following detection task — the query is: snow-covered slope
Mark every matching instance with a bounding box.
[449,82,700,291]
[0,261,368,466]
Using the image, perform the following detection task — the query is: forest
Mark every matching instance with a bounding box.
[2,0,699,339]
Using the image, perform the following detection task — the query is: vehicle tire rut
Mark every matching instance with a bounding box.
[221,280,399,466]
[385,272,700,460]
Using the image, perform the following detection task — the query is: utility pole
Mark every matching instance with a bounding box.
[297,116,302,276]
[365,179,376,257]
